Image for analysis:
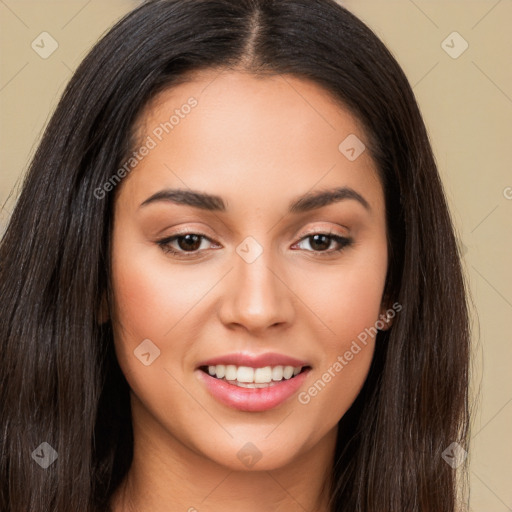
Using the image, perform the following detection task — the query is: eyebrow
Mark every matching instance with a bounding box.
[139,186,371,213]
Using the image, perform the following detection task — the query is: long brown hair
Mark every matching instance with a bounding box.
[0,1,470,510]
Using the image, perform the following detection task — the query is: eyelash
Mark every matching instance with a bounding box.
[156,230,352,259]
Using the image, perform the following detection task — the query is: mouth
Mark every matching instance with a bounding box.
[198,364,312,389]
[195,353,312,412]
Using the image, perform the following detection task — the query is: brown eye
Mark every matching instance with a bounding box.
[175,234,202,252]
[308,234,331,251]
[293,232,352,256]
[157,232,220,258]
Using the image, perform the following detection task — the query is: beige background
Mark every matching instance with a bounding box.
[0,1,511,510]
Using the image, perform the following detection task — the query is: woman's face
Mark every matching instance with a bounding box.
[110,70,389,471]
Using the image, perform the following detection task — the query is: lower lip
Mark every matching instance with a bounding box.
[195,368,310,412]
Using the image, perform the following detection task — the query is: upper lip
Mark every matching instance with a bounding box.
[196,352,310,369]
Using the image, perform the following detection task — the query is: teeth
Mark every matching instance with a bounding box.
[237,366,254,383]
[225,365,237,381]
[283,366,294,379]
[216,364,225,379]
[254,366,272,383]
[271,366,283,381]
[205,364,304,383]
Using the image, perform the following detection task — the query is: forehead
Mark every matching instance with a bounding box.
[138,69,367,150]
[118,70,383,214]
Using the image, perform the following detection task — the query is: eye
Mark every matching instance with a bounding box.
[157,230,352,259]
[292,231,352,256]
[157,232,220,258]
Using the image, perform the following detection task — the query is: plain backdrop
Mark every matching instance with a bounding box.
[0,1,511,510]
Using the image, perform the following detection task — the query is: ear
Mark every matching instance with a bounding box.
[377,307,394,331]
[377,295,396,331]
[97,290,110,324]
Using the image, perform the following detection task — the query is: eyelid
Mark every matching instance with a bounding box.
[157,226,348,244]
[158,230,219,248]
[296,226,349,239]
[157,226,219,246]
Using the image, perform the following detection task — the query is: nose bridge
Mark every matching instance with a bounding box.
[219,235,294,330]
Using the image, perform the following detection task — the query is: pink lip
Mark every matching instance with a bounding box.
[195,367,311,412]
[196,352,309,369]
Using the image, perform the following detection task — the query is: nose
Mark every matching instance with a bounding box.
[217,245,295,334]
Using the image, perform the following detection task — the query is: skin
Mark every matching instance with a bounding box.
[108,69,391,512]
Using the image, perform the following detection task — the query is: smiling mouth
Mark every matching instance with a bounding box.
[199,364,311,388]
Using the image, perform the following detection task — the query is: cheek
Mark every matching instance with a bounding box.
[111,258,175,341]
[110,233,211,344]
[108,229,220,388]
[293,246,387,418]
[109,228,181,377]
[295,243,387,347]
[297,343,374,434]
[295,274,381,428]
[108,237,200,428]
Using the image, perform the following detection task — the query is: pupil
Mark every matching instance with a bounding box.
[310,234,329,251]
[178,234,201,251]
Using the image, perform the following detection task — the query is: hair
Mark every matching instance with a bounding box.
[0,0,471,510]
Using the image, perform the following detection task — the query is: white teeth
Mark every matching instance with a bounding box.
[283,366,294,379]
[271,366,283,381]
[204,364,305,384]
[236,366,254,383]
[216,364,225,379]
[225,365,237,381]
[254,366,272,383]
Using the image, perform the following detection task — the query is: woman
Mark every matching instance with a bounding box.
[0,0,470,510]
